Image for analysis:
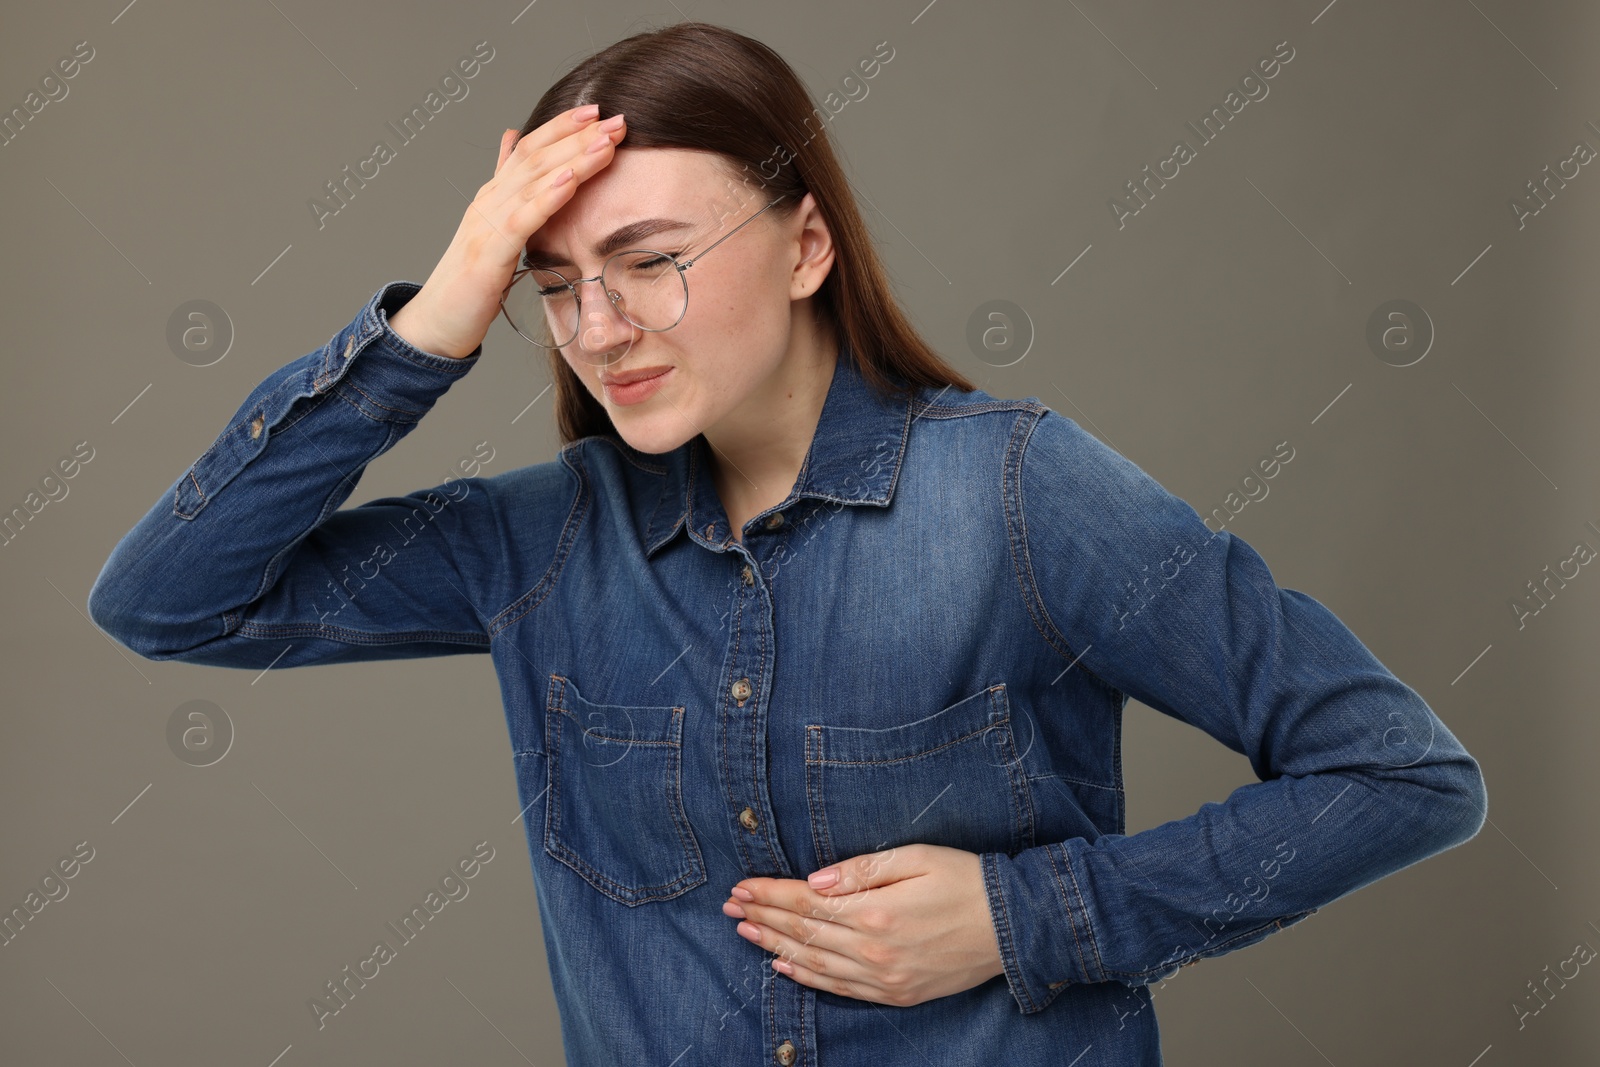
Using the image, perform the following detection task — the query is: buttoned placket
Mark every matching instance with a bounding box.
[703,504,814,1067]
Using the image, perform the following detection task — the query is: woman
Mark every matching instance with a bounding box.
[88,22,1486,1067]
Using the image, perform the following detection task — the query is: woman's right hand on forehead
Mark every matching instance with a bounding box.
[388,105,626,360]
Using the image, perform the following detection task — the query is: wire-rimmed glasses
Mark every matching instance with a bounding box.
[499,193,786,365]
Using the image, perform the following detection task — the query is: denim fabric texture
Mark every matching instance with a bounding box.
[89,280,1488,1066]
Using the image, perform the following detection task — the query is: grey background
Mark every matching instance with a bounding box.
[2,1,1595,1064]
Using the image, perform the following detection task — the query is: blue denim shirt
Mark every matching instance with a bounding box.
[89,280,1487,1066]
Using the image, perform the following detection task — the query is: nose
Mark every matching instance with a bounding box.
[571,276,639,361]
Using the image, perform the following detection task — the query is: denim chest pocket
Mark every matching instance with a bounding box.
[543,674,707,906]
[804,683,1036,870]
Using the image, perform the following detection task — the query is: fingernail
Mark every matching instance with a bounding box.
[731,886,754,901]
[722,900,747,918]
[808,869,839,889]
[737,922,760,940]
[574,104,600,120]
[587,133,612,154]
[599,113,625,131]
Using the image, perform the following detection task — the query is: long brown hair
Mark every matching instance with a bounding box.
[514,21,975,445]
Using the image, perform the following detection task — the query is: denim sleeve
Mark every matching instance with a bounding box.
[982,408,1488,1015]
[88,280,509,669]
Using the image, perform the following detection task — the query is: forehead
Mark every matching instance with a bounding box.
[530,147,740,250]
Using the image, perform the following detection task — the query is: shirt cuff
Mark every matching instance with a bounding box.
[316,280,483,423]
[981,844,1109,1015]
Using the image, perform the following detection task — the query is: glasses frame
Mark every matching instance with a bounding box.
[499,192,787,350]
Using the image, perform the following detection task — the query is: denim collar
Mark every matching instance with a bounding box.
[641,342,914,556]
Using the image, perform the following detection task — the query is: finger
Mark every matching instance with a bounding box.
[735,873,884,929]
[734,917,869,988]
[518,111,625,181]
[487,113,622,217]
[816,846,910,895]
[736,878,842,925]
[503,105,607,173]
[732,899,851,959]
[495,128,517,175]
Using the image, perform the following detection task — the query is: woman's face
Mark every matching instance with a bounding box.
[524,146,833,455]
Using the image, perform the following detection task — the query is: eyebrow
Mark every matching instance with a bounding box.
[523,218,698,270]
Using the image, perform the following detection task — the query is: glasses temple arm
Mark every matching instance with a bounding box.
[677,195,785,269]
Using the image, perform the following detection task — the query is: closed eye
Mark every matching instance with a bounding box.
[630,252,684,271]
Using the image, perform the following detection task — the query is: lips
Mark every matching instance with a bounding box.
[599,366,672,386]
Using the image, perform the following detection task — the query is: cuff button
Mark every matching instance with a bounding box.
[343,337,355,359]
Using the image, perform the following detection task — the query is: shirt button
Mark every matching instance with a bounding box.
[343,337,355,360]
[731,677,752,702]
[738,806,760,832]
[249,414,264,440]
[704,523,716,539]
[775,1040,797,1066]
[741,565,754,586]
[764,512,785,530]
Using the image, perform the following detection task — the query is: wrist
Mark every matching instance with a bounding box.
[387,295,477,361]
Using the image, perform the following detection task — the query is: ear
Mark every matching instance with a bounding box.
[790,192,836,300]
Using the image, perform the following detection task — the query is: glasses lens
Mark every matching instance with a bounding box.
[600,251,687,336]
[502,268,578,348]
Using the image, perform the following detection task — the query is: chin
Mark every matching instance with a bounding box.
[612,416,696,458]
